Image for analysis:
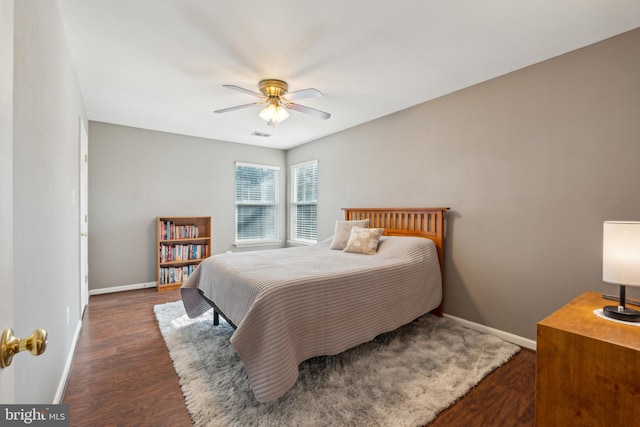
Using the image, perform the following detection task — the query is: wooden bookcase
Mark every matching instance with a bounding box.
[156,216,211,292]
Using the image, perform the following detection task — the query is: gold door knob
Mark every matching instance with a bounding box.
[0,328,47,368]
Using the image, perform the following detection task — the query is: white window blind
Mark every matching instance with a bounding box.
[290,160,318,244]
[235,162,280,244]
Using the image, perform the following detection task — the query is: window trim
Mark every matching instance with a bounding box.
[289,159,318,245]
[234,161,281,247]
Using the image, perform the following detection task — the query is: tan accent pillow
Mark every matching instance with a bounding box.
[343,226,384,255]
[330,219,370,250]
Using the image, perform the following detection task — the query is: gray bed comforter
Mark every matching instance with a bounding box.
[181,235,442,402]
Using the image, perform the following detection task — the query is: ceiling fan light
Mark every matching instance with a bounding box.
[259,100,289,126]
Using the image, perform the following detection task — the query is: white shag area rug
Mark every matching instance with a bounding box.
[154,301,520,427]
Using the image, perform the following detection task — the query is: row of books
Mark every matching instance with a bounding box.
[160,221,201,240]
[159,244,209,263]
[159,265,197,285]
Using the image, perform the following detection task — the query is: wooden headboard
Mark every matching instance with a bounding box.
[342,207,449,273]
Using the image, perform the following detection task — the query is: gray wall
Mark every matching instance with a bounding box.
[88,122,286,290]
[287,28,640,341]
[0,0,15,403]
[11,0,87,402]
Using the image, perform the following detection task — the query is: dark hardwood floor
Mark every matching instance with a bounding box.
[63,288,535,426]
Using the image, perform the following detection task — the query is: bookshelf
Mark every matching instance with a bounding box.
[156,216,211,292]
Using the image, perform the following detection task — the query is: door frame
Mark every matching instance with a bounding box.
[79,118,89,316]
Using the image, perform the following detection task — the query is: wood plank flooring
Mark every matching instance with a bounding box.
[62,288,535,426]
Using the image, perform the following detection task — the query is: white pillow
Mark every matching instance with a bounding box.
[330,219,370,250]
[343,226,384,255]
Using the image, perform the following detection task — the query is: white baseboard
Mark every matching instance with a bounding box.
[53,319,82,404]
[444,313,537,351]
[89,281,157,295]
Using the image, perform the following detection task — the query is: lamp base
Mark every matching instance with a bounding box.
[603,305,640,322]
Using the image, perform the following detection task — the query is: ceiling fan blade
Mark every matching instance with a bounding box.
[286,103,331,120]
[222,84,264,98]
[214,102,261,114]
[283,88,323,101]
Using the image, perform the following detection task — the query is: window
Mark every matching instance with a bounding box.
[290,160,318,244]
[235,162,280,245]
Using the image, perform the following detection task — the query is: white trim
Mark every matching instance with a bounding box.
[286,239,314,247]
[444,313,537,351]
[289,159,318,244]
[235,161,280,171]
[53,319,82,404]
[235,162,281,243]
[89,281,157,295]
[290,159,318,169]
[233,239,282,248]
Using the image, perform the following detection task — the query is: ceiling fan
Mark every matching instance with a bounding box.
[214,79,331,127]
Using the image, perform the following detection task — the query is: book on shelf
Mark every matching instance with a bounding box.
[159,264,197,285]
[160,220,201,240]
[159,244,209,263]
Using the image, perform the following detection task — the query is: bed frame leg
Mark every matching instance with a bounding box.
[432,303,444,317]
[213,311,219,326]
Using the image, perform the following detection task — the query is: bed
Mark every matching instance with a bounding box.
[181,207,449,402]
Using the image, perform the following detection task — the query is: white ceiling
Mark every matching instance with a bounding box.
[58,0,640,150]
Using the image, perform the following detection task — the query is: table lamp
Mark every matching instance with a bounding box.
[602,221,640,322]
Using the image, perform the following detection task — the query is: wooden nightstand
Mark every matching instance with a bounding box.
[536,291,640,426]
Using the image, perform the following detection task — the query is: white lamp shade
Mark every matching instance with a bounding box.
[603,221,640,286]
